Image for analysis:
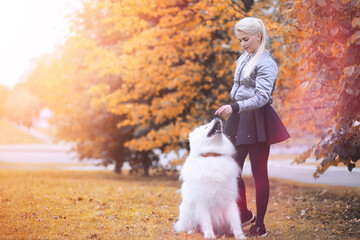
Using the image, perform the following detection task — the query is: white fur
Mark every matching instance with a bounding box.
[174,118,245,239]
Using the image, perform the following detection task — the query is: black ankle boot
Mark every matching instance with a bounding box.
[240,210,256,228]
[246,224,267,237]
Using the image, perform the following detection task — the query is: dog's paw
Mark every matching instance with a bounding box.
[173,221,182,233]
[204,231,216,239]
[234,230,246,239]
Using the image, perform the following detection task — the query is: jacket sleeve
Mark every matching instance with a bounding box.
[233,59,278,112]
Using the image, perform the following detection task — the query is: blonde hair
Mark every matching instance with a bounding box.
[234,17,267,78]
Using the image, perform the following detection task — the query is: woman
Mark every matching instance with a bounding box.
[214,17,290,237]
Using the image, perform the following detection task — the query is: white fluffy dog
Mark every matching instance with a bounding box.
[174,118,245,239]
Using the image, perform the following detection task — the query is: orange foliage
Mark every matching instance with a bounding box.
[74,0,249,154]
[89,0,296,155]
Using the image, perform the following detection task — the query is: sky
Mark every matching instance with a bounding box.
[0,0,79,88]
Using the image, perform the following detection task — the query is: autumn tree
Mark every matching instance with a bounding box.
[25,0,296,174]
[25,38,159,175]
[88,0,293,164]
[102,0,245,157]
[27,0,249,173]
[284,0,360,177]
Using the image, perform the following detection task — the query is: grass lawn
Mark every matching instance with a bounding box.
[0,169,359,240]
[0,119,43,144]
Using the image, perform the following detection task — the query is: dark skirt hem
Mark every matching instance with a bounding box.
[224,103,290,145]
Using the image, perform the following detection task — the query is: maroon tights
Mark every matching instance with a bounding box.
[235,142,270,227]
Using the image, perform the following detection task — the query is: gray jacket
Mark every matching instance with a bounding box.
[230,50,278,113]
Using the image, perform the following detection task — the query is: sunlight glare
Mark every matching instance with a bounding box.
[0,1,26,49]
[0,0,72,88]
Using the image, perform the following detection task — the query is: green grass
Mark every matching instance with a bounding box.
[0,119,43,144]
[0,168,359,240]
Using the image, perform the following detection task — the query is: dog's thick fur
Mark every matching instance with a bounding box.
[174,118,245,239]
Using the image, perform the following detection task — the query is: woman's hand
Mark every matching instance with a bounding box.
[214,105,233,117]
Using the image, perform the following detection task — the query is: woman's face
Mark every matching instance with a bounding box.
[236,30,261,53]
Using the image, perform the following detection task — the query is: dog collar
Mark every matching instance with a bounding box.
[201,153,222,157]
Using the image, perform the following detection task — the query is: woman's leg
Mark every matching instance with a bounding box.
[248,142,270,227]
[235,144,250,216]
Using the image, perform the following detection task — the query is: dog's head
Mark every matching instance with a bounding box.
[187,117,234,157]
[189,117,222,143]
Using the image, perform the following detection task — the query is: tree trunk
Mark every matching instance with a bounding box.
[114,160,122,174]
[143,156,150,177]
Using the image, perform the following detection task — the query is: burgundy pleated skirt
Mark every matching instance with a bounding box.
[224,103,290,145]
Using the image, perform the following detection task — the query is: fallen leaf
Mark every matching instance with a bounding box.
[300,210,306,216]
